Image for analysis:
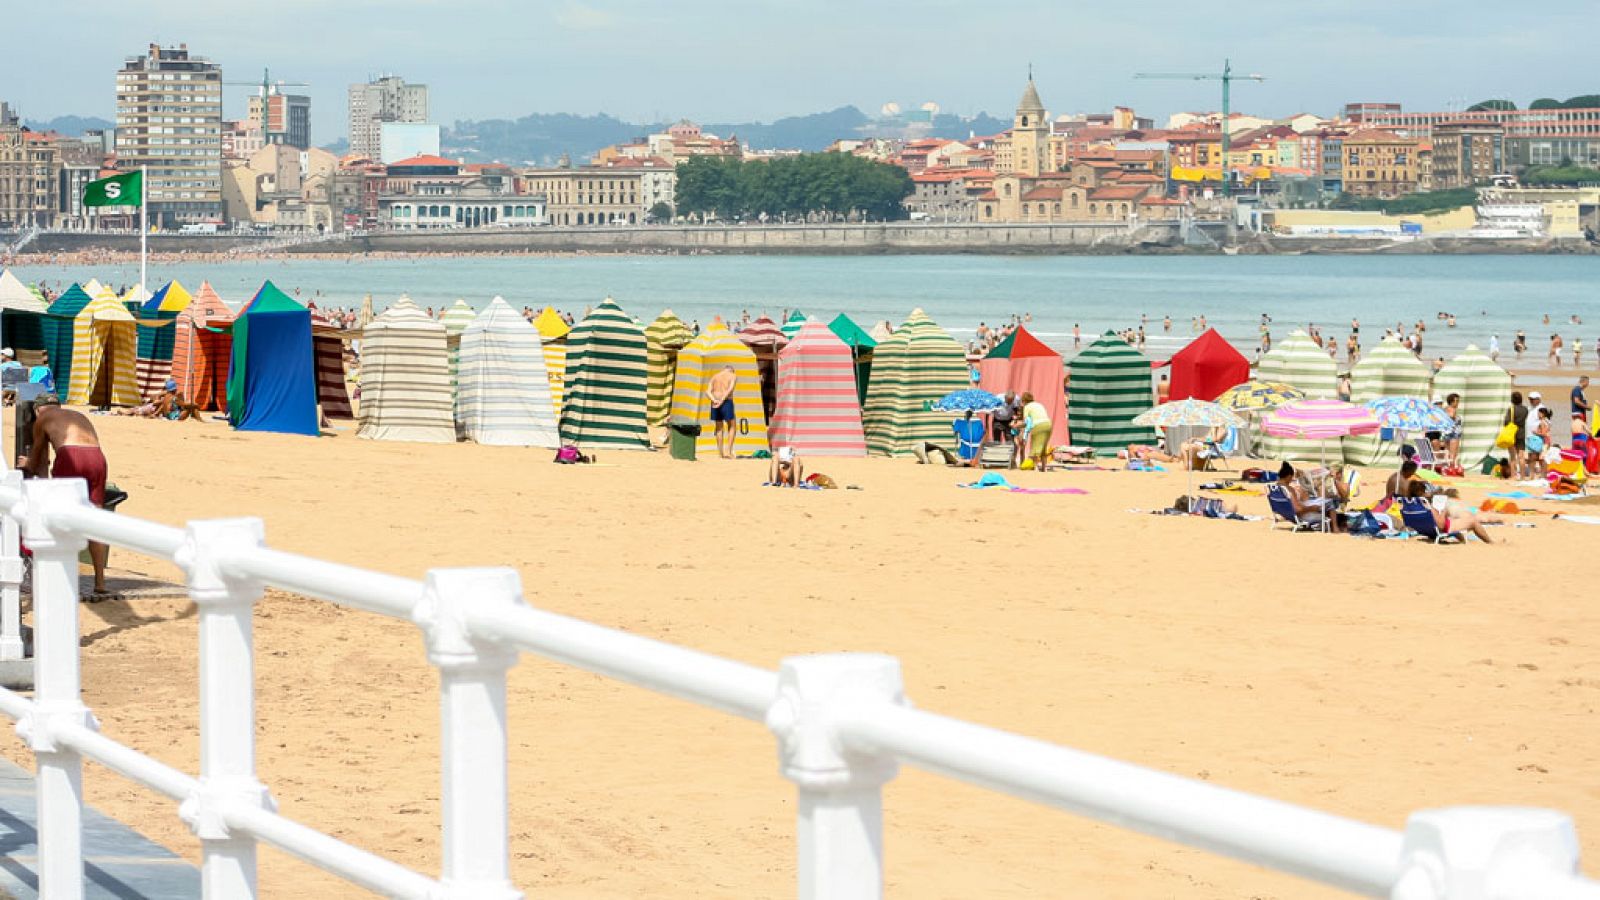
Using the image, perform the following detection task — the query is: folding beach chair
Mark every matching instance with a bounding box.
[1266,485,1317,532]
[1196,428,1238,471]
[979,442,1015,469]
[1411,438,1450,473]
[1398,498,1463,543]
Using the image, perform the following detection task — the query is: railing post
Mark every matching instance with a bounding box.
[766,653,905,900]
[412,567,523,900]
[1392,806,1581,900]
[176,518,274,899]
[17,478,95,900]
[0,470,27,662]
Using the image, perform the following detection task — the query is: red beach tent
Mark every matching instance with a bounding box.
[1167,328,1250,402]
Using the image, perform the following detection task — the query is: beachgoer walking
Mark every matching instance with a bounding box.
[706,365,738,459]
[1506,391,1530,480]
[19,396,111,598]
[1573,376,1591,426]
[1072,324,1081,349]
[1550,334,1563,367]
[1488,334,1500,361]
[1020,392,1052,472]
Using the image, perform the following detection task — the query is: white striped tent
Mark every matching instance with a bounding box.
[1065,332,1155,454]
[861,309,969,457]
[558,298,651,449]
[1433,345,1512,470]
[356,297,456,443]
[1252,330,1337,462]
[455,296,560,447]
[1344,335,1432,465]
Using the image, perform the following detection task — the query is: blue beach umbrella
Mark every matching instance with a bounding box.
[932,388,1003,413]
[1366,396,1453,433]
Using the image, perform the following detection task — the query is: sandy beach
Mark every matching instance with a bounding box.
[1,411,1597,898]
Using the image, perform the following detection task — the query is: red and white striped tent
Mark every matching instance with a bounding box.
[171,282,235,411]
[309,307,354,419]
[770,319,866,456]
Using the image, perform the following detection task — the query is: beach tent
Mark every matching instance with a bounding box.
[356,297,455,443]
[228,281,319,436]
[868,321,895,343]
[559,298,651,449]
[356,295,376,330]
[861,309,969,457]
[438,298,476,386]
[42,284,93,390]
[121,284,151,308]
[780,310,807,341]
[1251,329,1337,462]
[308,307,355,419]
[1167,328,1250,402]
[738,316,788,420]
[979,326,1070,446]
[1433,345,1512,470]
[669,319,769,456]
[828,313,877,404]
[64,285,139,407]
[1066,332,1156,454]
[770,319,866,456]
[0,269,49,366]
[645,310,693,426]
[171,282,235,411]
[456,297,561,447]
[533,306,571,417]
[132,280,192,398]
[1343,335,1432,465]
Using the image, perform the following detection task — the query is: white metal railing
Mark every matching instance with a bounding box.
[0,470,1596,899]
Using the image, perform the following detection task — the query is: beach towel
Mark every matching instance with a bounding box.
[959,473,1087,495]
[1554,515,1600,525]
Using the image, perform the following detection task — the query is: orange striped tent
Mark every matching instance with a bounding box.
[309,307,354,419]
[171,282,235,411]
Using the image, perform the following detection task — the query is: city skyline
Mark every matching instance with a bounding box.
[4,1,1597,145]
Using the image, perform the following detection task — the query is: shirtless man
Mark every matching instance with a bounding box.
[706,365,738,459]
[19,396,110,596]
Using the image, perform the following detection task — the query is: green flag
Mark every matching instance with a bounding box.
[82,171,142,207]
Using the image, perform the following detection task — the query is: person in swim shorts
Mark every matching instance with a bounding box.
[706,364,738,460]
[19,394,111,597]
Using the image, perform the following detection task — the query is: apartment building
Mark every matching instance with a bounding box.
[1430,122,1504,189]
[1340,129,1419,199]
[517,167,645,226]
[0,124,60,227]
[246,89,311,149]
[348,75,429,161]
[115,43,224,224]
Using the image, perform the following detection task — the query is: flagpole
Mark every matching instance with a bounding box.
[139,167,148,295]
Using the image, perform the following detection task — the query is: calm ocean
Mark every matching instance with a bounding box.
[10,254,1599,374]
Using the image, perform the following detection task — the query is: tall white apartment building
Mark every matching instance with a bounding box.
[348,75,429,161]
[115,43,224,223]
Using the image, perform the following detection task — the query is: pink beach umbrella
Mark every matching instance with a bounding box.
[1262,399,1381,529]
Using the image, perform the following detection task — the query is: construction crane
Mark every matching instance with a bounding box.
[222,68,309,141]
[1135,59,1265,198]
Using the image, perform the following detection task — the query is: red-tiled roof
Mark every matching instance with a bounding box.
[387,154,461,168]
[1088,185,1147,201]
[1140,196,1185,206]
[1021,186,1063,200]
[912,170,967,183]
[976,190,998,201]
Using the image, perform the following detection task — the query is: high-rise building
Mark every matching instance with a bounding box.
[115,43,224,224]
[0,123,61,227]
[0,101,17,127]
[247,89,311,149]
[347,75,429,161]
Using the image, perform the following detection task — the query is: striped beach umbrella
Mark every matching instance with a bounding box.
[43,284,93,390]
[1262,399,1381,440]
[1252,330,1337,462]
[780,310,807,340]
[532,306,570,417]
[356,297,455,443]
[770,319,866,456]
[861,309,969,456]
[133,280,190,398]
[1344,335,1432,464]
[645,309,693,426]
[1067,332,1156,454]
[669,320,769,456]
[456,297,560,447]
[1432,345,1512,470]
[737,315,788,351]
[559,297,651,450]
[440,298,477,334]
[1214,381,1305,413]
[1133,398,1244,429]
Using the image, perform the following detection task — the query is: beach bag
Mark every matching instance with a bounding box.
[806,473,838,489]
[1481,498,1521,515]
[1347,510,1384,537]
[1527,433,1546,454]
[1494,423,1517,449]
[553,445,591,464]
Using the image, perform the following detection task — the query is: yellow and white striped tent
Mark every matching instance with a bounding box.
[669,319,769,456]
[533,306,570,417]
[65,285,140,407]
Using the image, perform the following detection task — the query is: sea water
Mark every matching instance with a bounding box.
[11,253,1599,371]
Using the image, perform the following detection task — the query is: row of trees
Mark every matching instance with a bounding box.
[1521,164,1600,186]
[1466,95,1600,112]
[674,154,914,222]
[1328,188,1479,215]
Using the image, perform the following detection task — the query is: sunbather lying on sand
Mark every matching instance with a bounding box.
[1406,482,1496,543]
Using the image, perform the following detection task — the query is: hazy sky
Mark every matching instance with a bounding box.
[6,0,1596,143]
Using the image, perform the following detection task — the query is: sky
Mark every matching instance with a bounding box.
[5,0,1597,144]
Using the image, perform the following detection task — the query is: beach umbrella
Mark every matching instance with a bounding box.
[737,315,788,350]
[1262,398,1381,531]
[1133,398,1244,429]
[1366,396,1452,434]
[780,310,807,340]
[932,388,1003,413]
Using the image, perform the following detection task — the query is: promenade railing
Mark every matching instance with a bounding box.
[0,468,1595,899]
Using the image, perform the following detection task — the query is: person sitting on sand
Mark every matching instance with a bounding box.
[769,445,804,487]
[115,380,199,421]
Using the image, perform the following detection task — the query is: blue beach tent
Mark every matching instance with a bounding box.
[226,281,319,436]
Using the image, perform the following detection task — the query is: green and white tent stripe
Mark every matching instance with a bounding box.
[1252,330,1338,462]
[1432,345,1512,471]
[439,298,477,387]
[1067,332,1155,454]
[861,309,969,456]
[559,297,652,449]
[1344,335,1432,465]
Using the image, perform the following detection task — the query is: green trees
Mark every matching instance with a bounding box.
[647,201,674,223]
[1521,165,1600,186]
[1467,99,1517,112]
[1328,188,1479,214]
[674,154,913,222]
[1530,95,1600,111]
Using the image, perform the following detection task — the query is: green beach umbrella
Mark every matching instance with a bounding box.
[780,310,807,340]
[1067,332,1156,454]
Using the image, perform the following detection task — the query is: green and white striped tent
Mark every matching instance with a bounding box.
[1433,345,1512,471]
[1252,329,1337,462]
[644,309,693,427]
[1067,332,1155,454]
[439,298,477,386]
[861,309,969,457]
[1343,335,1432,465]
[558,297,651,450]
[780,310,807,340]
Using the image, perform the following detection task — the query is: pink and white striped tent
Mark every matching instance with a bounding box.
[769,319,866,456]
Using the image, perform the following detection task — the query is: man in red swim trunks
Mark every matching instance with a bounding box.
[19,395,110,597]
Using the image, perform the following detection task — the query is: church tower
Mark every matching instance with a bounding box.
[1012,74,1049,178]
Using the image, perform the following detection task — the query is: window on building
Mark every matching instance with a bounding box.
[1090,203,1098,215]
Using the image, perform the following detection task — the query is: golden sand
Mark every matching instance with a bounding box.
[4,413,1599,898]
